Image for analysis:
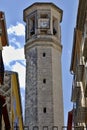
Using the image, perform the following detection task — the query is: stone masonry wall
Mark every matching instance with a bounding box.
[25,47,38,128]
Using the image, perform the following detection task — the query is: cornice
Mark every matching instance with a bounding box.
[24,36,62,57]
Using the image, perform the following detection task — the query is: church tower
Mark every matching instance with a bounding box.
[23,3,64,130]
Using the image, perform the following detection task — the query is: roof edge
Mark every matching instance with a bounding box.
[23,2,63,22]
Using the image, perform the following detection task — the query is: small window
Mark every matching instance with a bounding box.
[43,52,46,57]
[43,126,48,130]
[43,79,46,84]
[53,28,57,35]
[33,126,39,130]
[43,107,46,113]
[53,18,57,35]
[30,16,35,36]
[52,126,58,130]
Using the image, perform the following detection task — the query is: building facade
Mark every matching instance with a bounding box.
[0,11,23,129]
[0,71,23,130]
[70,0,87,129]
[24,3,64,130]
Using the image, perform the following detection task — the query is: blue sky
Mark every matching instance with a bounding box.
[0,0,79,125]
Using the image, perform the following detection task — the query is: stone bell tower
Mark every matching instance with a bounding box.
[23,2,64,130]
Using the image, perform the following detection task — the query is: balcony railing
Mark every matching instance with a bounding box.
[76,64,84,82]
[71,81,81,102]
[73,107,87,123]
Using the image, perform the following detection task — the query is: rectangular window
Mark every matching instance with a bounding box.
[43,107,46,113]
[33,126,39,130]
[43,79,46,84]
[43,126,48,130]
[30,16,35,36]
[43,52,46,57]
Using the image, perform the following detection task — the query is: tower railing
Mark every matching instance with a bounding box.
[12,125,87,130]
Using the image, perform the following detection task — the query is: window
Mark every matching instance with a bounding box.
[43,52,46,57]
[43,126,48,130]
[43,107,46,113]
[43,79,46,84]
[53,27,57,35]
[30,16,35,35]
[33,126,39,130]
[53,17,57,35]
[52,126,58,130]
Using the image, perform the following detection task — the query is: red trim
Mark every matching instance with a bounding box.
[67,110,73,130]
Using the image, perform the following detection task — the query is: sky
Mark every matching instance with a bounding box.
[0,0,79,126]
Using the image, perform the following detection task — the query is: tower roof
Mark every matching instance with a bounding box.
[23,2,63,22]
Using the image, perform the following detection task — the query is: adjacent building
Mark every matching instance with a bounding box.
[24,2,64,130]
[70,0,87,128]
[0,11,23,129]
[0,71,23,130]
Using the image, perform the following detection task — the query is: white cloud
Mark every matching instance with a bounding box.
[12,62,25,89]
[2,46,26,89]
[3,23,26,89]
[7,22,25,36]
[2,46,25,65]
[9,37,21,48]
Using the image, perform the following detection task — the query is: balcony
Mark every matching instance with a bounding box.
[73,107,87,123]
[71,81,81,102]
[76,64,84,82]
[83,37,87,61]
